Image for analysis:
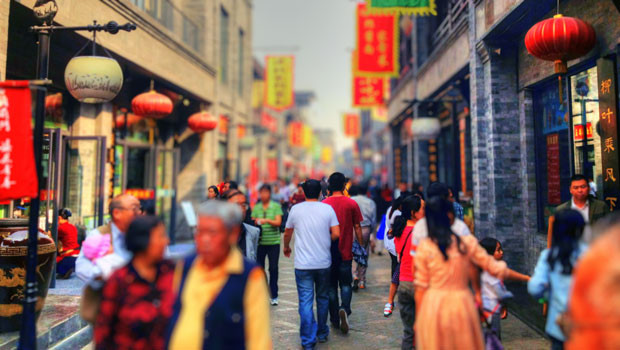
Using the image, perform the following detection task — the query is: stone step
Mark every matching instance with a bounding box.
[48,325,92,350]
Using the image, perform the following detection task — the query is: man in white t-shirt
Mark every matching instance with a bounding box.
[284,179,340,349]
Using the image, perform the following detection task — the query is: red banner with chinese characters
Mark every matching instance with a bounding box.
[261,111,278,133]
[352,72,385,107]
[573,122,593,141]
[267,158,278,182]
[343,113,361,138]
[264,56,295,111]
[547,133,562,205]
[355,3,399,77]
[288,121,304,146]
[0,81,38,200]
[249,157,258,205]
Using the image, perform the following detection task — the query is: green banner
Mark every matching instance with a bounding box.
[366,0,437,15]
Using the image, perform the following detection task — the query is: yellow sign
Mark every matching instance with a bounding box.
[302,125,313,149]
[264,56,295,111]
[252,81,264,109]
[371,107,388,122]
[321,147,333,163]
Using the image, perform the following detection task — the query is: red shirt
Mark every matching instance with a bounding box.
[95,261,175,350]
[395,226,414,282]
[323,196,363,261]
[58,221,79,251]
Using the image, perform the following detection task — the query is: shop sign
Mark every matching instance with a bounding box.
[573,122,593,141]
[365,0,437,15]
[546,133,562,205]
[352,51,386,107]
[0,81,38,201]
[288,122,304,147]
[125,188,155,200]
[264,56,295,111]
[343,113,361,138]
[260,111,278,133]
[428,139,438,182]
[371,106,388,122]
[355,3,399,77]
[597,58,620,211]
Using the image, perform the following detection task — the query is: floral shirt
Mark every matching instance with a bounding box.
[94,260,175,350]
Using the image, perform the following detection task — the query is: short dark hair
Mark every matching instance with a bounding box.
[348,185,360,196]
[328,172,346,192]
[208,185,220,196]
[479,237,500,256]
[358,183,368,195]
[227,181,239,190]
[125,216,164,254]
[302,180,321,199]
[427,182,450,200]
[221,189,245,201]
[58,208,72,220]
[259,184,272,193]
[570,174,588,186]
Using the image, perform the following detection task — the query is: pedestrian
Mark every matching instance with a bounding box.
[349,184,377,290]
[76,194,141,323]
[323,172,364,334]
[413,197,528,350]
[479,237,529,340]
[283,179,340,349]
[56,208,80,279]
[207,185,219,199]
[290,183,306,207]
[94,216,174,350]
[550,174,609,243]
[222,189,260,262]
[391,195,424,350]
[383,195,404,318]
[167,201,272,349]
[448,186,464,221]
[252,184,284,305]
[565,212,620,350]
[529,209,588,350]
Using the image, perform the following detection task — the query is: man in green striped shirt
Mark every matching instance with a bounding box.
[252,184,283,305]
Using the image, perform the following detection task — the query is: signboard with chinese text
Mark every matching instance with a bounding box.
[597,58,620,211]
[343,113,361,138]
[573,122,593,141]
[288,121,304,147]
[547,133,562,205]
[0,81,38,200]
[264,56,295,111]
[355,3,399,77]
[365,0,437,15]
[261,111,278,133]
[371,106,388,122]
[125,188,155,200]
[352,75,385,107]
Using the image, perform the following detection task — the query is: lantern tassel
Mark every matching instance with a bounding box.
[558,75,563,105]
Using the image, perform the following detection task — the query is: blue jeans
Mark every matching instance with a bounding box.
[328,259,353,324]
[295,268,330,349]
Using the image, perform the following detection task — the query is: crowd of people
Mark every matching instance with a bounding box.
[67,171,620,350]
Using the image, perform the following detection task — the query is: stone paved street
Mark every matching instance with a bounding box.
[271,245,550,350]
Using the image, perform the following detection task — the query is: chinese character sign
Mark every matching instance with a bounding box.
[365,0,437,16]
[371,106,388,122]
[288,121,304,147]
[546,133,562,205]
[261,111,278,133]
[0,81,38,201]
[353,74,385,107]
[343,113,361,138]
[355,3,399,77]
[264,56,295,111]
[597,58,620,211]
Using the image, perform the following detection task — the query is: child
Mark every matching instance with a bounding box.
[81,233,116,278]
[479,237,528,340]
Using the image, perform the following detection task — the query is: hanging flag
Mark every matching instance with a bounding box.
[343,113,361,138]
[0,81,38,200]
[365,0,437,16]
[301,125,313,149]
[321,147,333,164]
[353,51,386,107]
[371,106,388,122]
[219,115,229,135]
[355,3,399,77]
[260,111,278,133]
[288,121,304,146]
[267,158,278,182]
[264,56,295,111]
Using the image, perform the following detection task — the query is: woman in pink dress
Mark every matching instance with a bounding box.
[413,197,527,350]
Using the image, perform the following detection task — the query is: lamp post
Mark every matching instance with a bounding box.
[22,3,135,348]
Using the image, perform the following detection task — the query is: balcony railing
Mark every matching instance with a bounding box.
[129,0,202,53]
[431,0,468,48]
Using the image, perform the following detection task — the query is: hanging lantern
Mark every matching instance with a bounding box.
[132,89,173,119]
[187,111,218,133]
[114,113,143,129]
[44,93,62,115]
[525,15,596,74]
[411,118,440,140]
[64,56,123,103]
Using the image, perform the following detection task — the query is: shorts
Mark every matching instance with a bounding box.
[391,262,400,285]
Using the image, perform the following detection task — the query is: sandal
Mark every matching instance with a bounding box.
[383,303,394,317]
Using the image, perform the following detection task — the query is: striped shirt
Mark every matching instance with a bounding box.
[252,201,283,245]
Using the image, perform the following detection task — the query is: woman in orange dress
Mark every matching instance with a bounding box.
[414,197,528,350]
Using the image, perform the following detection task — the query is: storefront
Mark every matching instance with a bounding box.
[389,109,412,187]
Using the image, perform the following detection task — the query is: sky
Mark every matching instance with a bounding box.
[252,0,358,152]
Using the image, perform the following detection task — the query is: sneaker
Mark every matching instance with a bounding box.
[270,298,279,306]
[359,281,366,290]
[339,309,349,334]
[383,303,394,317]
[352,278,359,292]
[318,336,328,343]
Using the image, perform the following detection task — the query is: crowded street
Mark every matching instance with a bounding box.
[3,0,620,349]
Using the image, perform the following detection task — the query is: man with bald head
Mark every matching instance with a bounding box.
[76,194,142,287]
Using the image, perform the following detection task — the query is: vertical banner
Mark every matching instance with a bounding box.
[0,81,38,200]
[252,81,264,109]
[288,121,304,146]
[260,111,278,133]
[249,157,258,205]
[219,115,229,135]
[355,3,399,77]
[352,51,386,107]
[546,133,562,205]
[301,125,313,149]
[343,113,361,138]
[371,106,388,122]
[321,147,333,164]
[264,56,295,111]
[267,158,278,182]
[597,58,620,211]
[237,124,246,139]
[365,0,437,15]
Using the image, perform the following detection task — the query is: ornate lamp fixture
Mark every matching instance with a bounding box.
[411,117,440,140]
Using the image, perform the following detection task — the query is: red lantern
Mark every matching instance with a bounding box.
[131,90,173,119]
[188,111,218,133]
[525,14,596,74]
[114,113,143,129]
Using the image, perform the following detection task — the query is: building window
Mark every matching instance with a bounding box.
[183,17,199,51]
[238,29,245,96]
[220,7,230,84]
[533,78,572,231]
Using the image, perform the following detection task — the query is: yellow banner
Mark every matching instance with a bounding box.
[252,81,264,109]
[264,56,295,111]
[302,125,313,148]
[321,147,333,163]
[371,106,388,122]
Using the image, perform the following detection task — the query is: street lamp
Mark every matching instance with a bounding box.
[22,3,135,349]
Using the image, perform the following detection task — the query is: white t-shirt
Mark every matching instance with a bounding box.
[410,217,471,256]
[285,201,339,270]
[383,207,401,256]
